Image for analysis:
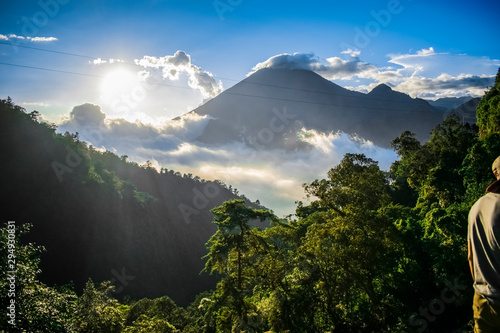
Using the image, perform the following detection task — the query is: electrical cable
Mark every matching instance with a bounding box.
[0,42,462,112]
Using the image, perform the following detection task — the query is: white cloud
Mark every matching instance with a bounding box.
[58,103,213,153]
[135,50,223,98]
[321,56,375,79]
[347,72,495,99]
[22,101,50,107]
[68,103,106,127]
[250,49,498,99]
[250,52,375,80]
[386,48,499,78]
[417,47,436,56]
[296,128,396,171]
[91,58,124,65]
[251,53,323,72]
[393,73,495,99]
[8,34,25,40]
[27,36,58,42]
[341,48,361,58]
[0,34,58,42]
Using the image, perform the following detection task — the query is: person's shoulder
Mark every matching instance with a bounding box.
[477,192,500,204]
[484,192,500,200]
[471,193,500,213]
[470,193,496,215]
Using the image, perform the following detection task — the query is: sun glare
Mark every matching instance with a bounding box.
[100,68,138,103]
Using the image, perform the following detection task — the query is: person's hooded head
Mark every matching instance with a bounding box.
[487,156,500,193]
[493,155,500,181]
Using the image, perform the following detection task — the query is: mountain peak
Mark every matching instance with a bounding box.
[368,83,423,104]
[369,83,393,93]
[240,67,347,94]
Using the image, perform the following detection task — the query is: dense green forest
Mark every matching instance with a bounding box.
[1,68,500,332]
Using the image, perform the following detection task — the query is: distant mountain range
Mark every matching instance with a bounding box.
[428,96,474,111]
[191,68,453,148]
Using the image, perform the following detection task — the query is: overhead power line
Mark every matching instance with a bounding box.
[0,62,197,91]
[222,91,433,113]
[0,61,445,114]
[0,41,97,60]
[0,42,456,112]
[0,62,103,78]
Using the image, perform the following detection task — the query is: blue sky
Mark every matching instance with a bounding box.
[1,0,500,215]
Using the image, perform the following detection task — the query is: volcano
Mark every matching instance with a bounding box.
[191,68,444,148]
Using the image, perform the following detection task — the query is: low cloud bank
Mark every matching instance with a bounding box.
[58,103,398,216]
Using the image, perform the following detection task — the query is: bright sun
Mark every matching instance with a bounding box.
[100,68,138,103]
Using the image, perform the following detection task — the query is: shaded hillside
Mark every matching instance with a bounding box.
[192,68,444,148]
[0,98,249,306]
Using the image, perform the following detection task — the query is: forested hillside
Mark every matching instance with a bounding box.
[0,97,249,306]
[1,68,499,333]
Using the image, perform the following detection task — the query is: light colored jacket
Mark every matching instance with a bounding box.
[469,190,500,301]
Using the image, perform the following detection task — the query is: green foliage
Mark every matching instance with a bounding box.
[476,68,500,138]
[387,116,480,331]
[125,296,190,331]
[203,199,276,331]
[303,153,391,215]
[123,314,178,333]
[284,156,407,331]
[461,133,500,199]
[71,280,127,333]
[0,223,77,332]
[204,200,275,275]
[391,115,476,208]
[391,130,422,158]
